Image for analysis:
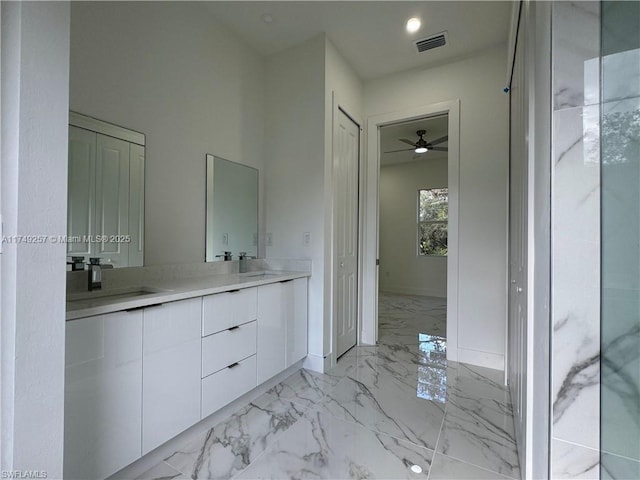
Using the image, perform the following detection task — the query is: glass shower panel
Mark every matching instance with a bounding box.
[601,1,640,478]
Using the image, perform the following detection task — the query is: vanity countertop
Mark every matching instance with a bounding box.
[66,270,310,321]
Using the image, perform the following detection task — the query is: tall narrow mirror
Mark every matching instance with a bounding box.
[205,154,258,261]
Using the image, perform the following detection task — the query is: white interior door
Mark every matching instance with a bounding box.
[335,109,360,358]
[95,133,130,266]
[67,126,96,257]
[128,143,145,267]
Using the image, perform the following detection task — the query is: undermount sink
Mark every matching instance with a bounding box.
[243,272,281,279]
[66,286,171,307]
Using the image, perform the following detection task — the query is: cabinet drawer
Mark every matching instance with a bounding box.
[201,355,256,419]
[202,321,256,378]
[202,287,257,336]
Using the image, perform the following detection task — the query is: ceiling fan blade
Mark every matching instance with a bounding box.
[384,147,415,153]
[399,138,417,146]
[430,147,448,152]
[429,135,448,146]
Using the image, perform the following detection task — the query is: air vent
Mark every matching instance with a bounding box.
[415,32,448,53]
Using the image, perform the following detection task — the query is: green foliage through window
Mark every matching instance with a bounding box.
[418,188,448,256]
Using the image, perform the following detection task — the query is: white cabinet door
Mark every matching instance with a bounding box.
[94,134,130,267]
[286,278,308,367]
[64,310,143,480]
[257,283,286,384]
[142,299,201,454]
[67,126,96,257]
[128,143,145,267]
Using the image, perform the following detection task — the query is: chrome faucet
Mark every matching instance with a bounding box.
[216,251,233,261]
[88,258,103,291]
[67,256,85,272]
[87,257,113,291]
[238,252,256,273]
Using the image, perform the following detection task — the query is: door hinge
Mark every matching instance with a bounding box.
[376,259,380,266]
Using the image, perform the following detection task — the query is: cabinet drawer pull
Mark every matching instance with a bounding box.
[227,362,240,369]
[228,326,240,332]
[228,289,241,293]
[125,306,145,312]
[125,303,163,312]
[280,279,294,284]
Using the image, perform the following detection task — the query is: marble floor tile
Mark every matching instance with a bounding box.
[347,341,448,367]
[164,394,307,479]
[133,294,519,480]
[327,346,448,394]
[233,409,435,480]
[428,453,512,480]
[446,362,511,406]
[134,462,187,480]
[316,374,446,451]
[437,398,520,479]
[266,368,344,410]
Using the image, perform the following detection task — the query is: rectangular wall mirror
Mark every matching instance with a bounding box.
[67,112,145,268]
[205,154,258,261]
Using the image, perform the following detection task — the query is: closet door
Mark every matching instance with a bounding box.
[67,126,96,257]
[95,134,130,266]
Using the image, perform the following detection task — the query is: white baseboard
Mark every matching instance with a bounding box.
[379,285,446,298]
[457,347,505,371]
[303,353,330,373]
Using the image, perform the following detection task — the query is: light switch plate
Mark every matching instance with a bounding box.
[303,232,311,246]
[266,233,273,246]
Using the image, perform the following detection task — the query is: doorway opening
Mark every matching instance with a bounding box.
[362,100,460,362]
[377,115,449,347]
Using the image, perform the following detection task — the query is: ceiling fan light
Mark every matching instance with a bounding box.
[415,146,428,154]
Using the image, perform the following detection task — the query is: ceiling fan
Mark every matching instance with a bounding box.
[384,130,448,154]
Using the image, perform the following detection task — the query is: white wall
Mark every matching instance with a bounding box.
[1,2,70,475]
[324,37,363,360]
[69,2,265,266]
[264,35,327,369]
[364,44,509,369]
[379,159,448,297]
[263,35,363,370]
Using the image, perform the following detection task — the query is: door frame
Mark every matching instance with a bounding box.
[362,99,460,360]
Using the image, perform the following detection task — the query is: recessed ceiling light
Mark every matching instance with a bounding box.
[406,17,421,33]
[261,13,274,24]
[410,464,423,474]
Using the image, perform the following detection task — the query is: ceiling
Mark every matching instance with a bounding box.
[380,115,448,167]
[204,1,512,80]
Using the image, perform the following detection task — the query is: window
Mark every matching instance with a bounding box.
[418,188,448,256]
